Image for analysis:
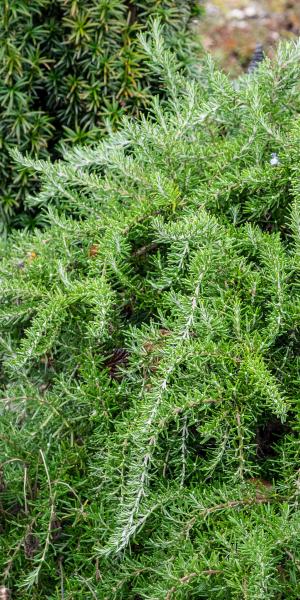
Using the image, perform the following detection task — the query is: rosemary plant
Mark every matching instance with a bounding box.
[1,23,300,599]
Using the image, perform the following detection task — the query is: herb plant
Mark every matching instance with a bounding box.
[1,24,300,599]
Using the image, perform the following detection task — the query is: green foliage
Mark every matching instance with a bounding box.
[2,27,300,599]
[0,0,199,231]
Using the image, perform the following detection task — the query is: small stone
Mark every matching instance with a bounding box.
[244,6,257,18]
[270,31,280,41]
[235,21,248,29]
[229,8,245,20]
[206,4,220,17]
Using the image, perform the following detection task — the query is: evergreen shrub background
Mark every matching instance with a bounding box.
[0,0,199,231]
[1,24,300,599]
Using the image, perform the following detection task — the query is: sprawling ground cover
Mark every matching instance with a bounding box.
[1,24,300,599]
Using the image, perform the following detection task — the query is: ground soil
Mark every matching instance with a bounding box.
[194,0,300,74]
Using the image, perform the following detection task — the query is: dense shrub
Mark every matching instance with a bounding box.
[0,0,199,231]
[1,26,300,599]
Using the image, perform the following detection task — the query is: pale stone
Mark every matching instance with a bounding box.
[244,5,257,18]
[229,8,245,19]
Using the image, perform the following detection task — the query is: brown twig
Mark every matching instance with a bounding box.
[200,495,272,517]
[3,517,37,580]
[285,549,300,572]
[132,242,158,258]
[166,570,222,599]
[183,493,281,539]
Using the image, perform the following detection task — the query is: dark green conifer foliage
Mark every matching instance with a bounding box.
[1,24,300,599]
[0,0,199,231]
